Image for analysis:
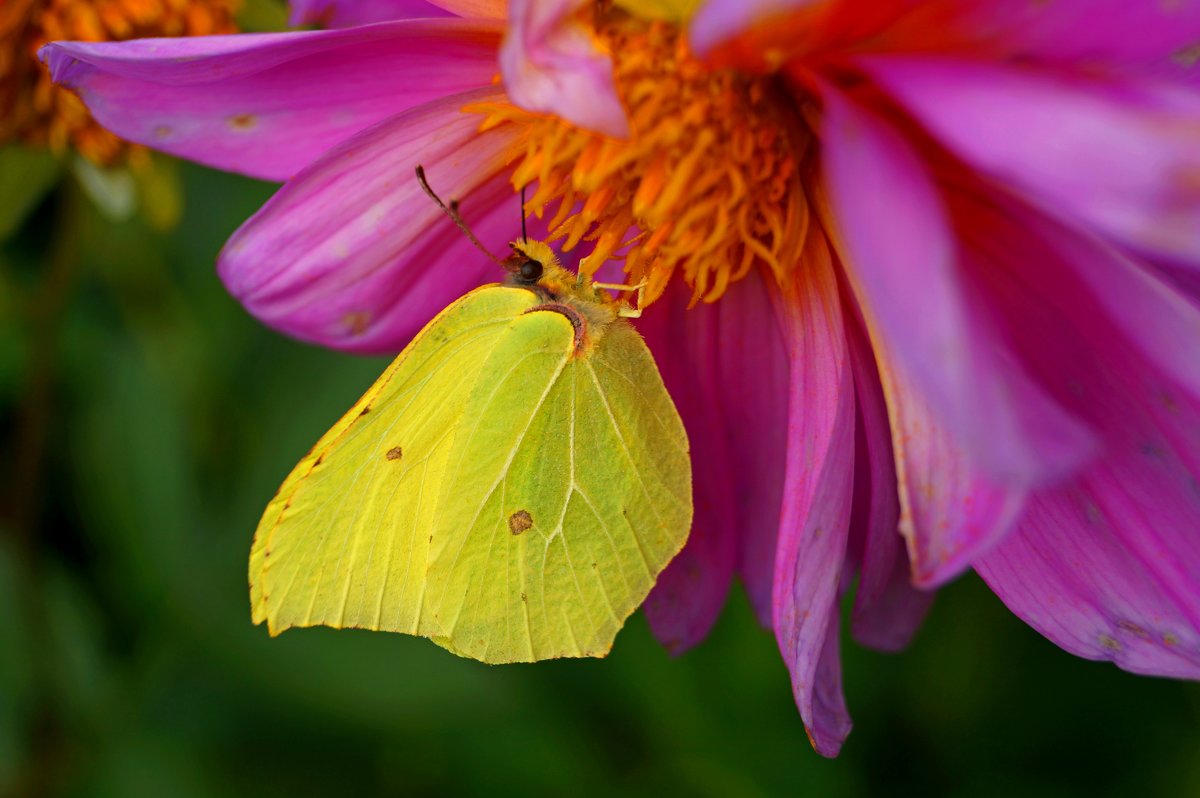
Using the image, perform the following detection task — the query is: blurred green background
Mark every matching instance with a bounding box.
[2,155,1200,798]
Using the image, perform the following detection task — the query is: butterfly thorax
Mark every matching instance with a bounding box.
[504,239,620,357]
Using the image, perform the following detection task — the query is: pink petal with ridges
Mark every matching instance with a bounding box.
[218,87,521,353]
[820,87,1093,487]
[818,87,1093,585]
[959,191,1200,676]
[977,466,1200,679]
[500,0,628,138]
[770,233,855,758]
[714,269,790,628]
[640,281,737,654]
[40,19,501,181]
[865,57,1200,263]
[844,306,933,652]
[875,350,1029,589]
[289,0,450,28]
[976,390,1200,678]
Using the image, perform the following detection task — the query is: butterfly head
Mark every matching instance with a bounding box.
[506,239,561,286]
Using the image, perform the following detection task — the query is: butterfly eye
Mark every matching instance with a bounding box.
[519,259,543,282]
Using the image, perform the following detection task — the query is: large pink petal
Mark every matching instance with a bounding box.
[770,233,856,758]
[817,88,1092,584]
[933,1,1200,69]
[819,87,1094,485]
[639,282,737,654]
[865,58,1200,263]
[843,304,933,651]
[499,0,628,137]
[957,190,1200,677]
[974,334,1200,677]
[289,0,450,27]
[40,19,501,181]
[977,465,1200,679]
[714,269,790,627]
[218,88,522,353]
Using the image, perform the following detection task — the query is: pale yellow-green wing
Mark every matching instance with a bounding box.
[249,285,541,636]
[421,309,693,663]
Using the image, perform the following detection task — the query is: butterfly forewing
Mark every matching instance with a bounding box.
[250,287,540,636]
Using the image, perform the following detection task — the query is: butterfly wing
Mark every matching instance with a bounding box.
[251,286,692,662]
[422,311,693,662]
[249,285,539,636]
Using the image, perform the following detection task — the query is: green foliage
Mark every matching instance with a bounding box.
[0,147,61,242]
[2,160,1199,798]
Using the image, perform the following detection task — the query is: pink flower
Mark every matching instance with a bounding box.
[41,0,1200,756]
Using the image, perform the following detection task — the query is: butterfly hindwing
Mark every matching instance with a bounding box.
[425,313,692,662]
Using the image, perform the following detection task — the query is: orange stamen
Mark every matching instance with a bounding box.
[468,11,811,307]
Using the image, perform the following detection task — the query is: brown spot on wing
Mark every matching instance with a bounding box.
[508,510,534,535]
[385,446,403,461]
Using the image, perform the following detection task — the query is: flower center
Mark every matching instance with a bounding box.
[0,0,238,165]
[473,12,811,307]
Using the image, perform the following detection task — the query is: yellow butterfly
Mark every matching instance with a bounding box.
[248,168,693,663]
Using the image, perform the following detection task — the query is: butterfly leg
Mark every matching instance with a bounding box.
[591,280,647,319]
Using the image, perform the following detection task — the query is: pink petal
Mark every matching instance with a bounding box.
[499,0,628,138]
[40,19,501,181]
[218,87,521,353]
[864,57,1200,263]
[770,233,856,758]
[692,0,1200,76]
[1013,221,1200,405]
[639,281,737,654]
[713,268,790,628]
[289,0,450,27]
[953,189,1200,676]
[689,0,819,57]
[937,1,1200,69]
[426,0,504,17]
[819,87,1093,472]
[948,179,1200,441]
[974,372,1200,678]
[977,466,1200,679]
[873,349,1029,589]
[843,307,933,651]
[1153,258,1200,307]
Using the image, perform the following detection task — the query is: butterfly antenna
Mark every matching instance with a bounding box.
[415,165,503,265]
[520,184,528,243]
